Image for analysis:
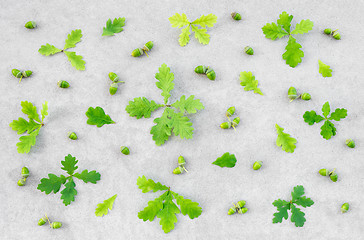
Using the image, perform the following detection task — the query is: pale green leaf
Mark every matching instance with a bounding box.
[282,36,304,68]
[318,60,332,77]
[275,124,297,153]
[173,193,202,219]
[38,44,61,56]
[95,194,118,217]
[239,71,263,95]
[303,111,324,125]
[125,97,163,119]
[169,109,193,140]
[64,29,82,49]
[64,51,86,71]
[277,11,293,33]
[155,64,175,104]
[150,108,173,146]
[157,194,180,233]
[329,108,347,121]
[322,102,330,117]
[41,101,48,122]
[320,120,336,140]
[191,14,217,28]
[179,27,191,46]
[169,13,190,28]
[138,194,165,221]
[291,20,314,35]
[21,101,41,122]
[171,95,204,114]
[10,118,40,135]
[16,128,39,154]
[137,176,169,193]
[191,25,210,45]
[102,18,125,36]
[262,22,288,40]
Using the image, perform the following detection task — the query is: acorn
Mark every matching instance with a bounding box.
[21,167,30,178]
[51,222,62,229]
[288,87,298,100]
[226,107,235,117]
[324,28,332,35]
[68,132,78,140]
[253,161,262,170]
[333,31,341,40]
[172,166,182,175]
[318,168,328,176]
[341,203,349,213]
[206,68,216,80]
[231,12,242,21]
[345,139,355,148]
[178,156,186,167]
[220,121,232,129]
[194,65,207,74]
[57,80,70,88]
[232,117,240,127]
[236,200,246,208]
[22,70,33,78]
[228,207,236,215]
[12,69,22,78]
[108,72,119,82]
[329,172,338,182]
[244,46,254,55]
[38,217,47,226]
[17,178,26,186]
[131,48,144,57]
[25,21,36,29]
[109,82,118,95]
[120,146,130,155]
[301,93,311,101]
[142,41,154,52]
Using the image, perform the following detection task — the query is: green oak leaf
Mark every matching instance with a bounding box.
[37,174,66,194]
[212,152,237,168]
[95,194,118,217]
[303,111,324,125]
[64,29,82,49]
[64,51,85,71]
[275,124,297,153]
[21,101,40,123]
[172,95,204,114]
[16,128,40,154]
[102,17,125,36]
[38,44,61,56]
[320,120,336,140]
[138,195,165,221]
[137,176,169,193]
[86,106,115,127]
[157,194,180,233]
[272,199,289,223]
[155,64,175,104]
[179,27,191,47]
[282,36,304,68]
[277,11,293,33]
[191,25,210,45]
[290,204,306,227]
[296,196,314,208]
[41,102,48,122]
[329,108,347,121]
[61,154,78,175]
[318,60,333,77]
[262,22,288,40]
[291,20,314,34]
[150,108,173,146]
[239,71,263,95]
[60,179,77,206]
[74,170,101,184]
[169,109,193,139]
[191,14,217,28]
[125,97,163,119]
[169,13,190,28]
[173,193,202,219]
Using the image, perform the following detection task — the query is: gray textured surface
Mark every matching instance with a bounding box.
[1,0,364,239]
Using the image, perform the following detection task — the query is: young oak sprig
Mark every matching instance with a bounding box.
[137,176,202,233]
[303,102,347,140]
[262,11,313,67]
[10,101,48,154]
[125,63,204,146]
[169,13,217,46]
[39,29,85,70]
[272,185,314,227]
[37,154,101,206]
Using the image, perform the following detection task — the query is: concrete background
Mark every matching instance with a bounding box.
[1,0,363,239]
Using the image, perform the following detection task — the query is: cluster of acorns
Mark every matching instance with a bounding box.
[108,72,125,95]
[288,86,311,101]
[131,41,154,57]
[12,69,32,83]
[17,167,29,186]
[319,168,338,182]
[228,200,248,215]
[324,28,341,40]
[194,65,216,81]
[220,107,240,129]
[38,215,62,229]
[172,156,188,175]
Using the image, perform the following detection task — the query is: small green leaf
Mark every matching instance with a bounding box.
[277,11,293,33]
[9,118,38,135]
[320,120,336,140]
[329,108,347,121]
[102,18,125,36]
[172,95,204,114]
[16,128,40,154]
[37,174,66,194]
[74,170,101,184]
[21,101,40,122]
[150,108,173,146]
[291,19,314,34]
[95,194,118,217]
[239,71,263,95]
[322,102,331,118]
[61,178,77,206]
[138,196,164,221]
[173,193,202,219]
[64,51,85,71]
[212,152,237,168]
[137,176,169,193]
[125,97,163,119]
[318,60,332,77]
[272,199,289,223]
[38,44,61,56]
[290,204,306,227]
[169,13,190,28]
[41,101,48,122]
[191,14,217,28]
[282,36,304,68]
[61,154,78,175]
[303,111,324,125]
[64,29,82,49]
[191,25,210,45]
[155,64,175,104]
[262,22,288,40]
[275,124,297,153]
[169,109,194,140]
[179,27,191,46]
[157,194,180,233]
[291,185,305,201]
[296,197,314,208]
[86,106,115,127]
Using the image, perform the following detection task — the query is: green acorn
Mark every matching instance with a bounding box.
[120,146,130,155]
[68,132,78,140]
[345,139,355,148]
[341,203,349,213]
[228,207,236,215]
[288,87,298,100]
[17,178,26,186]
[231,12,242,21]
[236,200,246,208]
[232,117,240,127]
[324,28,332,35]
[194,65,207,74]
[206,68,216,80]
[240,207,248,214]
[38,217,47,226]
[12,69,22,78]
[22,70,32,78]
[57,80,70,88]
[244,46,254,55]
[25,21,36,29]
[178,156,186,167]
[226,107,235,117]
[142,41,154,52]
[108,72,119,82]
[301,93,311,101]
[253,161,262,170]
[21,167,30,178]
[173,156,188,174]
[220,121,232,129]
[172,166,182,175]
[131,48,144,57]
[333,31,341,40]
[109,82,118,95]
[329,171,338,182]
[319,168,328,176]
[51,222,62,229]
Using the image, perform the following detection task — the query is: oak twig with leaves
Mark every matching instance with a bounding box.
[10,101,48,154]
[303,102,347,140]
[275,124,297,153]
[39,29,85,70]
[137,176,202,233]
[273,185,314,227]
[37,154,101,206]
[262,11,313,67]
[126,63,204,146]
[169,13,217,46]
